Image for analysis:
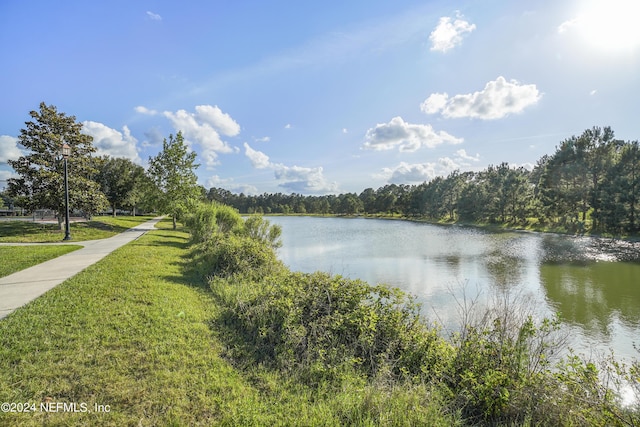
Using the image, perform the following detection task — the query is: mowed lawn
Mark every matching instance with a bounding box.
[0,216,155,278]
[0,220,366,426]
[0,215,155,243]
[0,245,82,278]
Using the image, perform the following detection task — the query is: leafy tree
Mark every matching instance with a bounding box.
[7,102,108,229]
[95,156,146,216]
[147,131,200,229]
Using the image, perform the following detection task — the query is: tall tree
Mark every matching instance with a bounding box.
[147,132,200,229]
[95,156,146,216]
[7,102,108,229]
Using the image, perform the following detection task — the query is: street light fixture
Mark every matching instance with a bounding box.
[61,142,71,241]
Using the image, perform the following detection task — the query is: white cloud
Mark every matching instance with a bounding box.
[254,136,271,143]
[0,169,17,189]
[82,122,141,163]
[429,13,476,52]
[362,116,463,152]
[420,92,448,114]
[558,17,579,34]
[157,105,238,168]
[134,105,158,115]
[194,105,240,137]
[342,128,348,134]
[243,142,337,194]
[590,89,598,96]
[0,135,23,162]
[135,104,240,167]
[244,142,271,169]
[146,11,162,21]
[379,157,462,184]
[205,175,258,195]
[455,148,480,162]
[421,76,541,120]
[275,165,338,194]
[284,124,292,129]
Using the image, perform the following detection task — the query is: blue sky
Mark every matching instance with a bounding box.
[1,0,639,194]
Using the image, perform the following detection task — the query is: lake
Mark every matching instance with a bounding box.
[265,216,640,362]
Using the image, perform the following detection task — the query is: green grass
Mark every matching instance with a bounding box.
[0,245,82,278]
[0,220,454,426]
[0,215,154,243]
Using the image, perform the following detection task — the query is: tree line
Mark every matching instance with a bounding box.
[4,103,201,230]
[5,103,639,236]
[209,126,639,235]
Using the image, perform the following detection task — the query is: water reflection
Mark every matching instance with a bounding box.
[540,262,640,333]
[266,216,640,359]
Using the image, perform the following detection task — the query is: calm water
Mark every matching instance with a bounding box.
[266,216,640,361]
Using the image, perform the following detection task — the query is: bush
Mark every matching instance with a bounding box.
[212,271,452,387]
[198,233,283,280]
[185,202,244,244]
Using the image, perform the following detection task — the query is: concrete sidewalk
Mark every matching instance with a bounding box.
[0,216,164,320]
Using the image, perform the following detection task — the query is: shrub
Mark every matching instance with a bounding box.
[185,202,244,244]
[212,271,452,387]
[243,215,282,249]
[198,233,283,280]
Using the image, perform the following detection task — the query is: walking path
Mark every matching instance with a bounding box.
[0,216,163,320]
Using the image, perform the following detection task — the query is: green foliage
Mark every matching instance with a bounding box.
[185,202,242,244]
[7,102,109,223]
[199,234,283,280]
[147,131,201,229]
[94,156,146,216]
[185,202,283,279]
[244,215,282,249]
[212,270,452,387]
[210,126,640,236]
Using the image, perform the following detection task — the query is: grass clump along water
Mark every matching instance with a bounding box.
[0,204,638,425]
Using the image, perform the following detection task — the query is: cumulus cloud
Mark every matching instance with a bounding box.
[362,116,463,152]
[379,155,471,184]
[205,175,258,195]
[136,104,240,168]
[82,122,141,163]
[275,165,338,193]
[193,105,240,137]
[429,13,476,52]
[0,135,23,162]
[421,76,541,120]
[134,105,158,115]
[244,142,271,169]
[243,142,337,194]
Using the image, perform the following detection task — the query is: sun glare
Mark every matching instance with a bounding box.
[570,0,640,53]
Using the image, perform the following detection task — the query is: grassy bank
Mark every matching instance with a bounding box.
[0,245,82,278]
[0,215,154,243]
[0,219,454,426]
[1,208,638,426]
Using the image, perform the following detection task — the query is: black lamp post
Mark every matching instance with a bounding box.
[61,142,71,241]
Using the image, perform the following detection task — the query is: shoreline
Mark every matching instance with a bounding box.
[256,212,640,243]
